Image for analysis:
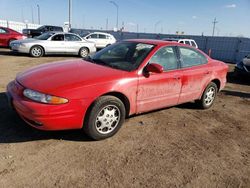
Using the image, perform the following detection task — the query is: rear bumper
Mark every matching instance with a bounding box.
[7,81,89,131]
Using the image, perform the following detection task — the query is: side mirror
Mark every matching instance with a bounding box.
[146,63,164,73]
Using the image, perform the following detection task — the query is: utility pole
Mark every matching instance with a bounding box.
[154,21,161,33]
[69,0,72,29]
[106,18,109,30]
[37,4,40,24]
[31,6,34,23]
[110,1,119,30]
[137,24,139,33]
[212,18,218,36]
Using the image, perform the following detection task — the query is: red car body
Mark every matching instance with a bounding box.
[0,27,26,47]
[7,39,228,132]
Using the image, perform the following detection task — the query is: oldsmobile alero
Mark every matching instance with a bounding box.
[7,39,228,140]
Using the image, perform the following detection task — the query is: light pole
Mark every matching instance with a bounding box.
[69,0,72,29]
[154,20,161,33]
[110,1,119,30]
[37,4,40,24]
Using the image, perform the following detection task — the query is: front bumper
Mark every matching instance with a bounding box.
[7,81,88,131]
[10,44,30,53]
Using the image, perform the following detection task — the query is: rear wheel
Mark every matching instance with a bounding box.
[196,82,218,109]
[79,47,89,58]
[83,96,126,140]
[30,45,44,58]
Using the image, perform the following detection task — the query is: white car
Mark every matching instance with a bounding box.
[162,38,198,48]
[10,32,96,58]
[84,32,116,49]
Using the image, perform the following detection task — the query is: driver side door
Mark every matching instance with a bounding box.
[137,46,182,113]
[46,34,66,53]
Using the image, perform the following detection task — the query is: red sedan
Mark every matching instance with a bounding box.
[0,27,26,47]
[7,39,228,140]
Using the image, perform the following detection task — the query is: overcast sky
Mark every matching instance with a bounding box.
[0,0,249,37]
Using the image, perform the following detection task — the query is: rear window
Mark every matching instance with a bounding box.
[191,41,196,47]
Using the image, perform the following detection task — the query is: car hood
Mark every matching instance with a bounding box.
[12,38,37,44]
[16,60,126,95]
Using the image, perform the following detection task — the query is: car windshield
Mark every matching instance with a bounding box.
[88,42,155,71]
[36,33,54,40]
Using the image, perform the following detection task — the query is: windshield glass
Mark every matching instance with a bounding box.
[36,33,54,40]
[89,42,155,71]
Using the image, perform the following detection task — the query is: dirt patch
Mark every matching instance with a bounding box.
[0,48,250,187]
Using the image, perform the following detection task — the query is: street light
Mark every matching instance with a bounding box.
[154,20,161,33]
[37,4,40,24]
[109,1,119,30]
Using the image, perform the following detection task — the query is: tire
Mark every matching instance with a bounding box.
[83,96,126,140]
[79,47,89,58]
[30,45,44,58]
[196,82,218,109]
[8,39,15,47]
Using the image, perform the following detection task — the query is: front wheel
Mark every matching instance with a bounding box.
[196,82,218,109]
[83,96,126,140]
[30,45,44,58]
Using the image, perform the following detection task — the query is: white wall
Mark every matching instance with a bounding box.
[0,19,41,33]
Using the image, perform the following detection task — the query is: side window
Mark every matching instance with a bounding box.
[149,46,178,71]
[184,41,191,45]
[179,40,184,44]
[51,34,64,41]
[65,34,81,41]
[0,28,7,33]
[191,41,196,47]
[179,47,207,68]
[99,34,107,39]
[88,34,98,39]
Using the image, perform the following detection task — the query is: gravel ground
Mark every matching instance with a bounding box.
[0,48,250,188]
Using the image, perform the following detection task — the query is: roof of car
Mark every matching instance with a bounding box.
[125,39,179,46]
[91,32,112,35]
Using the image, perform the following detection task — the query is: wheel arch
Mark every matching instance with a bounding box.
[82,91,131,129]
[211,79,221,91]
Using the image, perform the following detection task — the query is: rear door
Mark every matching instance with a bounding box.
[177,46,211,104]
[137,46,182,113]
[0,28,9,46]
[64,34,83,53]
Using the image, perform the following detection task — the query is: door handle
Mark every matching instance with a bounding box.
[174,76,181,80]
[205,71,211,75]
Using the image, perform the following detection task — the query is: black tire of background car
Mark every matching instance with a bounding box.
[83,96,126,140]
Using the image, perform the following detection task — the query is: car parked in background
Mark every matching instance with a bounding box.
[0,27,26,47]
[234,54,250,77]
[84,32,116,49]
[162,38,198,48]
[7,39,228,140]
[23,25,63,38]
[10,32,96,58]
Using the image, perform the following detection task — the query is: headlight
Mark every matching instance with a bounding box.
[23,89,68,105]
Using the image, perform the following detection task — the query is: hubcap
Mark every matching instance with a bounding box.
[80,49,88,57]
[204,87,215,106]
[95,105,120,134]
[32,47,42,56]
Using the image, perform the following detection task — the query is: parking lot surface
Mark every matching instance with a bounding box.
[0,49,250,187]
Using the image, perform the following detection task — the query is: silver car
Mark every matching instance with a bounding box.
[10,32,96,58]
